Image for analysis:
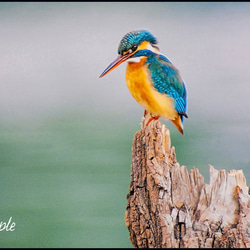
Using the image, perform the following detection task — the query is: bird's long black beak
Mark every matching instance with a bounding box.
[99,53,132,78]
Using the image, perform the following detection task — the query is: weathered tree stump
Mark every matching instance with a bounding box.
[125,115,250,248]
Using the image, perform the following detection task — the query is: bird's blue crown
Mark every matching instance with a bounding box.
[118,30,157,55]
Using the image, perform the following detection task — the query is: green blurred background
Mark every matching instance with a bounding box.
[0,2,249,247]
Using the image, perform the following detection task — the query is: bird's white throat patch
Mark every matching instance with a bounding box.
[126,56,144,63]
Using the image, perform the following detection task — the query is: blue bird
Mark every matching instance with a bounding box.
[100,30,188,135]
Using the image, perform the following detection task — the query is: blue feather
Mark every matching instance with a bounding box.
[146,53,187,121]
[131,50,187,121]
[118,30,157,55]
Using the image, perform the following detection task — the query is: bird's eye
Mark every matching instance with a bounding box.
[131,44,137,52]
[123,45,138,55]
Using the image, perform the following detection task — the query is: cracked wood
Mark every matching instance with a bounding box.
[125,115,250,248]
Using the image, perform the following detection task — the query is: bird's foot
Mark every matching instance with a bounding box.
[146,116,160,126]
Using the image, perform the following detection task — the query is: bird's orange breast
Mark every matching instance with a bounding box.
[125,57,177,120]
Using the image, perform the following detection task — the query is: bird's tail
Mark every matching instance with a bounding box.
[171,115,184,135]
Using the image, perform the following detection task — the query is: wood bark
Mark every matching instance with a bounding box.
[125,115,250,248]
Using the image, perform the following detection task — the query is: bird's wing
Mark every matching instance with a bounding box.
[147,54,187,118]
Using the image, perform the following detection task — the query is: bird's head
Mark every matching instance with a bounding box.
[99,30,158,78]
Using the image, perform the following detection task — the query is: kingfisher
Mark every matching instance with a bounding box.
[99,30,188,135]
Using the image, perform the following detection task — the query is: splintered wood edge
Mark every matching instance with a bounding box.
[145,118,250,226]
[126,117,250,248]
